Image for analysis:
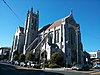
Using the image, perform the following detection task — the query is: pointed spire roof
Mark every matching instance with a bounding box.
[69,8,73,18]
[64,8,73,19]
[31,7,33,12]
[70,8,72,14]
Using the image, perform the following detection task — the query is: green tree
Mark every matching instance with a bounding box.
[51,52,64,66]
[25,52,35,62]
[13,50,19,61]
[13,50,19,56]
[19,54,25,62]
[13,54,19,61]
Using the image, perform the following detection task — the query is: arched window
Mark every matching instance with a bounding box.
[68,27,76,46]
[55,30,59,43]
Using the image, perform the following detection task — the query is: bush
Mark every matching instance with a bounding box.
[25,52,35,62]
[51,52,64,66]
[33,64,41,69]
[49,63,60,68]
[13,54,19,61]
[19,54,25,62]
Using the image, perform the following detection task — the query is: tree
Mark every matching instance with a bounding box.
[13,54,19,61]
[25,52,35,62]
[13,50,19,56]
[51,52,64,66]
[19,54,25,62]
[13,50,19,61]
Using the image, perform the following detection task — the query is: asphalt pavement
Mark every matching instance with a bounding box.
[0,63,63,75]
[0,63,100,75]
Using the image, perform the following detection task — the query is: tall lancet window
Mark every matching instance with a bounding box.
[56,30,59,43]
[14,36,18,49]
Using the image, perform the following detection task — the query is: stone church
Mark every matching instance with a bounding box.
[10,8,83,66]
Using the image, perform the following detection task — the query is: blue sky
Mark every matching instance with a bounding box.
[0,0,100,52]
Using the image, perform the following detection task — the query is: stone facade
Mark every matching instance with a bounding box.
[11,8,83,66]
[10,26,24,60]
[10,8,39,60]
[23,8,39,54]
[39,10,83,65]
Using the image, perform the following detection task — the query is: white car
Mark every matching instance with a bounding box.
[72,64,83,70]
[27,61,37,68]
[14,61,19,65]
[20,62,27,67]
[27,61,32,67]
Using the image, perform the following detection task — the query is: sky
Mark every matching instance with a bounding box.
[0,0,100,52]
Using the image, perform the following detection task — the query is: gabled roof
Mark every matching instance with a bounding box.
[0,47,11,50]
[18,26,24,33]
[47,9,78,30]
[19,26,24,31]
[39,9,77,32]
[47,19,63,30]
[38,24,51,33]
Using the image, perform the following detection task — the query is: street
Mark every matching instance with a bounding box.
[0,63,100,75]
[0,63,63,75]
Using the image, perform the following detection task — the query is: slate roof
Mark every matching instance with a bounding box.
[47,19,62,30]
[38,24,51,33]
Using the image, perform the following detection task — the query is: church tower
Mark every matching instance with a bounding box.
[23,8,39,54]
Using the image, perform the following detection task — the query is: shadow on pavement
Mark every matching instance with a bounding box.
[0,63,64,75]
[17,68,64,75]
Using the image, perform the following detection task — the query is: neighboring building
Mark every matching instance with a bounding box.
[89,50,100,59]
[97,50,100,58]
[0,47,11,60]
[89,50,100,66]
[11,8,84,66]
[89,52,97,58]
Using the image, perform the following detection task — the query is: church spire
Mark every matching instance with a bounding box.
[31,7,33,12]
[70,8,72,14]
[69,8,73,17]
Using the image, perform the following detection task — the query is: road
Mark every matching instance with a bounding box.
[0,63,100,75]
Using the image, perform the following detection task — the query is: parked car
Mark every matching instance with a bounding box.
[93,63,100,69]
[10,60,14,65]
[72,64,90,71]
[20,62,27,67]
[0,60,3,64]
[27,61,32,67]
[14,61,19,65]
[72,64,83,70]
[27,61,38,68]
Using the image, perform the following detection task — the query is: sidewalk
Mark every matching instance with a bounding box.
[1,63,72,71]
[42,67,72,71]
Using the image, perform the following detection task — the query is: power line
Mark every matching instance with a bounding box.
[2,0,24,24]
